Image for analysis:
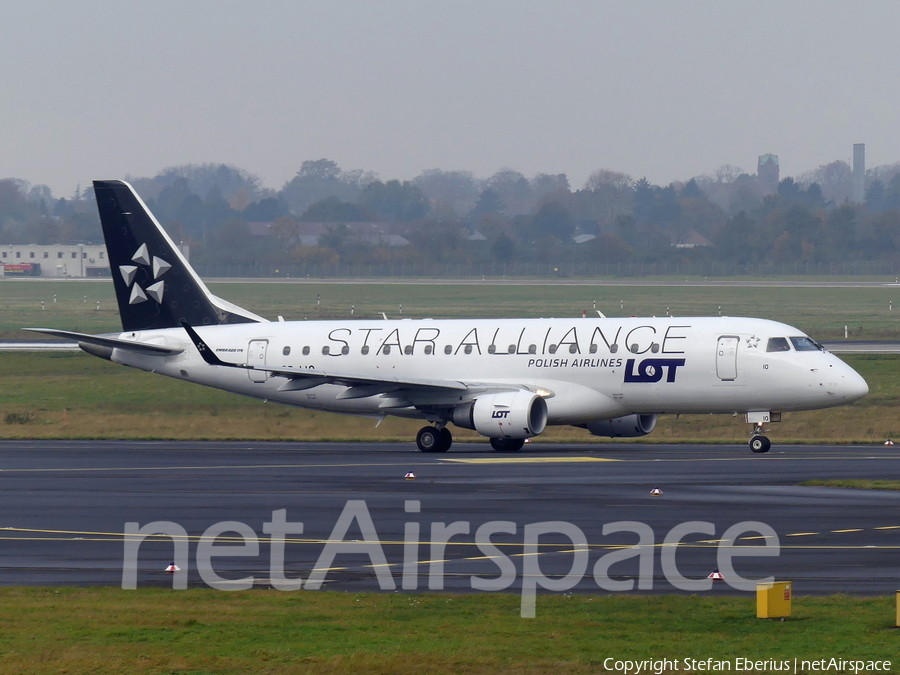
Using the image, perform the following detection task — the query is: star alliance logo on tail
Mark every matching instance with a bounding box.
[119,243,171,305]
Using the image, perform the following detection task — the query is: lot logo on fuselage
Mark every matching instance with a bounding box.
[624,358,686,383]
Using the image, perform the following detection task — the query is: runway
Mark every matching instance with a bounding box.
[1,441,898,596]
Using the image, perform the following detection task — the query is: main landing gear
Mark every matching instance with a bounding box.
[416,426,452,453]
[490,437,525,452]
[415,426,527,453]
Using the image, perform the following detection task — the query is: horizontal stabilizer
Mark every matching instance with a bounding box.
[24,328,183,356]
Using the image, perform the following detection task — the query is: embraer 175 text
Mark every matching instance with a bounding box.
[28,181,869,454]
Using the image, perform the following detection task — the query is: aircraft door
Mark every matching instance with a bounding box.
[716,336,739,381]
[247,340,268,382]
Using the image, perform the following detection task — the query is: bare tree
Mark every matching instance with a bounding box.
[413,169,480,217]
[583,169,633,193]
[714,165,743,184]
[799,161,851,205]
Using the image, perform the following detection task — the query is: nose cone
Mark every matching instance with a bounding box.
[837,362,869,403]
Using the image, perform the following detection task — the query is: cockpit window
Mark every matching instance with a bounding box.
[790,336,822,351]
[766,337,790,352]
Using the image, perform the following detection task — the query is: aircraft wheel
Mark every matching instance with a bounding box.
[490,437,525,452]
[416,427,442,453]
[749,435,771,454]
[437,427,453,452]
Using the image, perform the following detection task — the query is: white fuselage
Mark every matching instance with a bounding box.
[108,315,868,428]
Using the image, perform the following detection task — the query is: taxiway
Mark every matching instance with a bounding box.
[0,441,898,595]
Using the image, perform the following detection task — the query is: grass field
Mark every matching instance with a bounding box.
[0,589,896,675]
[799,479,900,490]
[3,279,900,671]
[4,277,900,340]
[2,277,899,442]
[0,352,895,443]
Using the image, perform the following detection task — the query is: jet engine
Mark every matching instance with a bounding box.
[452,391,548,439]
[585,414,658,438]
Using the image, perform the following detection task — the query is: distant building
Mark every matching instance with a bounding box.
[0,243,190,277]
[674,230,713,249]
[248,222,410,248]
[852,143,865,202]
[757,154,779,194]
[0,244,108,277]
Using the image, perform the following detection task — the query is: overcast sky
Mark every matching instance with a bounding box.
[2,1,898,197]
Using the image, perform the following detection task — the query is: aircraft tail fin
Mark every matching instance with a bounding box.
[93,180,267,331]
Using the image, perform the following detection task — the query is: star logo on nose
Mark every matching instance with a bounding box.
[118,244,171,305]
[746,335,760,349]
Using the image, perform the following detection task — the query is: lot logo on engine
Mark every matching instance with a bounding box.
[492,410,511,419]
[624,358,686,383]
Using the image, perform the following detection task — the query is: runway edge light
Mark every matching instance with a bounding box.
[757,581,792,619]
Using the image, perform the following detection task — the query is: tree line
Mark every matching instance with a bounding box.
[3,157,900,271]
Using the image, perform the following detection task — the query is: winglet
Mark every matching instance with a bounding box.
[180,321,230,367]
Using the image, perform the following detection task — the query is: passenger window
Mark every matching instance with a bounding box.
[361,345,370,355]
[322,346,330,355]
[766,337,790,352]
[464,345,473,355]
[444,345,452,355]
[302,346,310,356]
[790,336,821,351]
[282,346,291,356]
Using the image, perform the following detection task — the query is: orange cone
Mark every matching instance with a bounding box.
[708,568,723,580]
[165,562,180,574]
[650,487,663,496]
[404,472,416,480]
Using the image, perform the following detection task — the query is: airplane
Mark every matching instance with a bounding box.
[27,180,869,454]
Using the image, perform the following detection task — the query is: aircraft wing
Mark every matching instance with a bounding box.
[180,322,471,396]
[23,328,184,356]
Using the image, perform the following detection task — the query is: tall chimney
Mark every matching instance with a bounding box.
[852,143,865,202]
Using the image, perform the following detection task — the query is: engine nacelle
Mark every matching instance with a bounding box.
[585,414,658,438]
[453,391,548,439]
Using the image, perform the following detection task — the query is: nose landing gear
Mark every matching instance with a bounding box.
[745,412,780,454]
[749,432,771,454]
